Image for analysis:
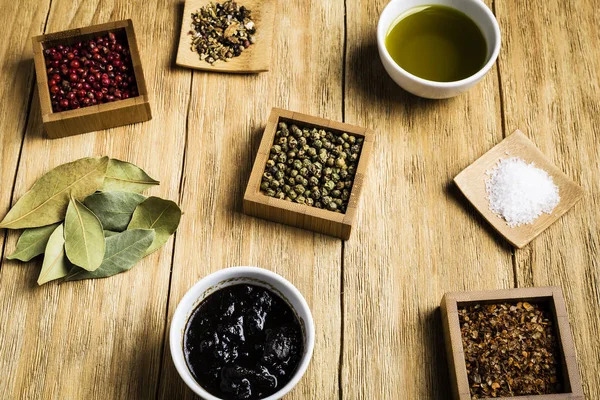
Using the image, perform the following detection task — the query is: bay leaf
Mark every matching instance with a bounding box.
[7,222,60,262]
[100,158,159,193]
[64,197,105,271]
[104,230,119,238]
[65,229,154,281]
[38,224,71,285]
[127,197,181,255]
[0,157,109,229]
[84,191,146,231]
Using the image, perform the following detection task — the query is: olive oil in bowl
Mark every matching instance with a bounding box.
[385,5,487,82]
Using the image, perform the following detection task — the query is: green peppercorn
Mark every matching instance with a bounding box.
[289,137,298,149]
[289,190,298,200]
[348,165,356,175]
[342,189,350,201]
[327,157,335,167]
[340,169,349,179]
[271,180,280,189]
[290,169,299,178]
[321,188,329,196]
[336,181,345,190]
[309,176,319,186]
[322,196,332,205]
[275,171,285,180]
[266,189,276,197]
[299,167,309,177]
[279,154,287,163]
[304,189,311,197]
[348,135,356,144]
[344,181,352,189]
[298,137,307,147]
[314,139,323,149]
[311,188,321,199]
[296,196,306,204]
[302,159,311,168]
[294,184,305,193]
[291,125,302,138]
[350,153,359,162]
[261,181,270,190]
[331,173,340,182]
[277,192,286,200]
[279,122,288,130]
[263,172,273,181]
[271,144,281,154]
[278,136,288,145]
[324,180,335,191]
[327,202,338,211]
[315,201,323,208]
[306,198,314,206]
[307,147,317,157]
[341,132,349,141]
[331,189,341,198]
[288,177,296,185]
[283,184,291,193]
[266,159,275,168]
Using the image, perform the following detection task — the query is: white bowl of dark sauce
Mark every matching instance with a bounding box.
[170,266,315,400]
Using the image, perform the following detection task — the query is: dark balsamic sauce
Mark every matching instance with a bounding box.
[184,284,304,400]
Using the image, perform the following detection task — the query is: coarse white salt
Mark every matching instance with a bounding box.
[485,157,560,227]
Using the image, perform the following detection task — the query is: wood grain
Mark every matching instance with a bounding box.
[158,0,345,398]
[341,0,513,398]
[0,0,189,398]
[496,0,600,398]
[454,130,584,248]
[0,0,51,283]
[0,0,599,399]
[176,0,275,73]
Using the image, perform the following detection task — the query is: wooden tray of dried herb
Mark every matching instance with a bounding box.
[441,287,584,400]
[176,0,276,73]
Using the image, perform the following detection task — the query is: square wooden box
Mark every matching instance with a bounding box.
[243,108,374,240]
[441,287,584,400]
[32,20,151,139]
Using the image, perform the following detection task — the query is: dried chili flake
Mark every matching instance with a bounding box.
[458,301,562,398]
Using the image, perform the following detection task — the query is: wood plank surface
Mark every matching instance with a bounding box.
[341,0,514,398]
[0,0,190,398]
[157,0,345,398]
[0,0,51,280]
[496,0,600,398]
[0,0,599,399]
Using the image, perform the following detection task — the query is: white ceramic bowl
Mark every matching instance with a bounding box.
[377,0,501,99]
[170,266,315,400]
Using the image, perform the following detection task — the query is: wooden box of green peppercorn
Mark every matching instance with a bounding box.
[243,108,373,239]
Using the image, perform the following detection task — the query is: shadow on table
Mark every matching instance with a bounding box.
[424,307,453,400]
[170,2,185,69]
[444,181,511,251]
[345,40,452,115]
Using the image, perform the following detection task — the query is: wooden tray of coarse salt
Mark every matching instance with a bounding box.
[454,130,584,248]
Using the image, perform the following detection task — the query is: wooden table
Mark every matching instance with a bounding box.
[1,0,598,399]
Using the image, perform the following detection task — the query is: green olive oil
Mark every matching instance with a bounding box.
[385,5,487,82]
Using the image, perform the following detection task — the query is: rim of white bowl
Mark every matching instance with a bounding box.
[169,266,315,400]
[377,0,501,88]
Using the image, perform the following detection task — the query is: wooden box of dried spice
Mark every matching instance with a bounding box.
[243,108,374,240]
[32,20,151,138]
[441,287,584,400]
